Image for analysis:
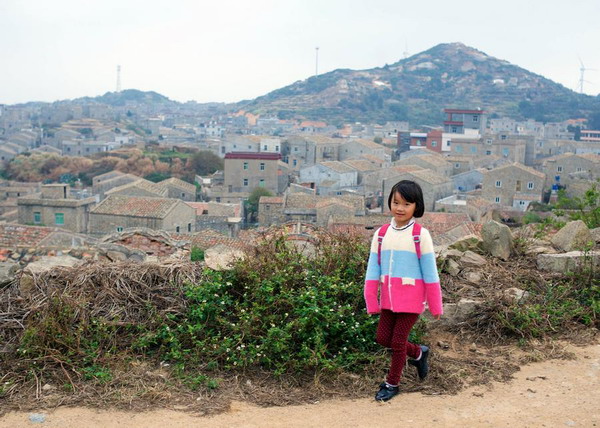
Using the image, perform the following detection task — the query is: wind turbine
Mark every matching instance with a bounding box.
[578,57,596,94]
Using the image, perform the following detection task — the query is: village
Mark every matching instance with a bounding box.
[0,101,599,263]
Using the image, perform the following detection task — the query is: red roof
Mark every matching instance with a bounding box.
[224,152,281,160]
[444,109,486,114]
[444,121,464,125]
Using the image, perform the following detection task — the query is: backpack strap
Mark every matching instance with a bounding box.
[377,224,391,265]
[412,222,422,259]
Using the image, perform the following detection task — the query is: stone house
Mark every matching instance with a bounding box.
[299,161,358,195]
[338,138,388,161]
[445,155,475,176]
[0,180,41,199]
[0,145,20,163]
[481,163,545,211]
[282,136,341,170]
[62,140,114,156]
[451,168,485,192]
[31,145,62,155]
[257,196,285,226]
[158,177,196,201]
[17,184,97,233]
[341,159,379,185]
[89,195,196,235]
[213,152,287,202]
[537,153,600,192]
[186,201,243,235]
[382,169,454,212]
[363,165,424,198]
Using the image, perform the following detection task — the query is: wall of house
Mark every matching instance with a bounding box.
[482,168,544,207]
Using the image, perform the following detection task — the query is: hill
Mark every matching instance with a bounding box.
[74,89,175,107]
[238,42,600,126]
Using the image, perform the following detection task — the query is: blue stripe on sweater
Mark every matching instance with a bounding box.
[365,250,439,282]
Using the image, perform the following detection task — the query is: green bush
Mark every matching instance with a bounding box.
[190,247,204,262]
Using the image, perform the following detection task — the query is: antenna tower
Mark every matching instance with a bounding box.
[315,47,319,77]
[116,65,122,92]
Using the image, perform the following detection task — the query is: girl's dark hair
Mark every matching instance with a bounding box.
[387,180,425,217]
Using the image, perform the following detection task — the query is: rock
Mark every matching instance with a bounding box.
[0,260,19,285]
[551,220,593,252]
[590,227,600,244]
[106,251,128,262]
[42,383,56,391]
[437,341,450,349]
[445,259,461,276]
[503,287,530,303]
[204,244,245,271]
[464,271,482,283]
[537,251,600,272]
[28,413,46,423]
[525,246,558,256]
[482,221,513,261]
[449,235,482,253]
[434,298,483,325]
[460,251,487,268]
[440,248,464,260]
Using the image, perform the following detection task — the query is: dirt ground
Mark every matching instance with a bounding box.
[1,343,599,428]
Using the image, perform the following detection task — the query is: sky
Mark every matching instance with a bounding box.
[1,0,599,105]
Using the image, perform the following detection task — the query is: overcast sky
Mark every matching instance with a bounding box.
[1,0,599,105]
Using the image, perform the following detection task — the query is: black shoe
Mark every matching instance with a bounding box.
[408,345,429,380]
[375,382,399,402]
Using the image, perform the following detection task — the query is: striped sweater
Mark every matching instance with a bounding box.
[363,219,443,316]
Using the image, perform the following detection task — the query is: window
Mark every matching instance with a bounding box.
[486,139,492,145]
[221,146,225,154]
[455,163,460,169]
[33,212,41,224]
[263,145,268,150]
[215,197,221,202]
[243,178,249,186]
[519,201,526,206]
[294,147,298,151]
[576,167,582,172]
[233,144,237,148]
[260,162,265,171]
[181,193,186,198]
[470,146,477,154]
[275,145,279,151]
[447,140,451,146]
[557,166,563,172]
[501,135,507,140]
[516,180,522,191]
[188,223,192,232]
[259,179,265,187]
[495,180,502,188]
[473,115,479,122]
[486,150,492,155]
[55,213,64,225]
[116,226,123,232]
[495,196,501,203]
[502,148,509,157]
[176,226,180,233]
[293,159,297,166]
[431,141,437,147]
[527,182,534,190]
[455,146,463,153]
[451,126,458,133]
[243,162,248,170]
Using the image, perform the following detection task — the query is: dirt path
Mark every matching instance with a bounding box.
[2,343,599,428]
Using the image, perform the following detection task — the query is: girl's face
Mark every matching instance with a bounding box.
[390,191,416,227]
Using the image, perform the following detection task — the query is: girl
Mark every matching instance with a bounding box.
[364,180,443,402]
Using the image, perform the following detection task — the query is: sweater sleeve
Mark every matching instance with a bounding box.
[418,228,443,316]
[363,229,381,314]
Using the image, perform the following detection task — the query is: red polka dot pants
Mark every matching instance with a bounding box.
[376,310,421,385]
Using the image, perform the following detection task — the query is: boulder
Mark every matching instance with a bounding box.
[0,261,20,286]
[204,244,245,271]
[464,271,482,283]
[481,221,513,261]
[460,251,487,268]
[440,248,464,261]
[537,251,600,272]
[551,220,593,252]
[429,298,483,325]
[590,227,600,244]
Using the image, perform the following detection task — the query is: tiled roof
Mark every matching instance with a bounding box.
[360,154,386,164]
[285,193,317,210]
[259,196,284,204]
[105,179,169,197]
[91,195,183,218]
[485,162,545,179]
[0,224,55,248]
[159,177,196,193]
[342,159,378,172]
[190,229,247,251]
[346,138,386,150]
[406,169,451,185]
[578,153,600,163]
[320,161,356,174]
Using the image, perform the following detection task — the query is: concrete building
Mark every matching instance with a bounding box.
[382,169,454,212]
[538,153,600,192]
[443,108,487,134]
[220,152,286,199]
[299,161,358,195]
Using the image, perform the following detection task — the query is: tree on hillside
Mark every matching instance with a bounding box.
[246,187,273,223]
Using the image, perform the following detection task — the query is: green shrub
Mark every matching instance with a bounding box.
[190,247,204,262]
